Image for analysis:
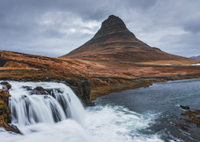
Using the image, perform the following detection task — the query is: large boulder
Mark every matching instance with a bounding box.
[0,82,12,90]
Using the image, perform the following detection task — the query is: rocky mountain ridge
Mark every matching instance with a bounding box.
[191,55,200,59]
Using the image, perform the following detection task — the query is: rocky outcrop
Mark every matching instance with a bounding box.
[65,79,94,106]
[0,82,12,90]
[0,86,20,133]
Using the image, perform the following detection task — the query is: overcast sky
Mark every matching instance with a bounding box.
[0,0,199,57]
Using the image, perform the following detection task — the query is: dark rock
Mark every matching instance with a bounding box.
[20,78,27,82]
[21,95,27,99]
[44,96,49,99]
[9,124,21,134]
[35,86,44,90]
[0,110,3,115]
[180,105,190,110]
[69,86,79,96]
[81,80,92,100]
[0,82,12,90]
[22,86,32,91]
[76,80,94,106]
[85,101,95,106]
[30,86,48,95]
[30,86,63,99]
[65,79,77,86]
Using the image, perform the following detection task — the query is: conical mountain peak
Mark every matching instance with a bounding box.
[93,15,134,39]
[101,15,127,31]
[62,15,187,62]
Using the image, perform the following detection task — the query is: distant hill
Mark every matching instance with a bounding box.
[61,15,193,62]
[190,55,200,59]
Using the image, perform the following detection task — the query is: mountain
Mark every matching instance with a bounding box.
[190,55,200,59]
[61,15,193,62]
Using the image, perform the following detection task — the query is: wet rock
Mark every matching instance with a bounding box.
[180,105,190,110]
[177,123,190,131]
[44,96,49,99]
[22,86,32,91]
[76,80,95,106]
[20,78,27,82]
[81,80,92,100]
[9,124,21,134]
[0,82,12,90]
[65,79,77,86]
[35,86,44,90]
[69,86,79,96]
[29,86,63,99]
[21,95,27,99]
[30,86,48,95]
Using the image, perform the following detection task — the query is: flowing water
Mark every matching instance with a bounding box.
[0,79,200,142]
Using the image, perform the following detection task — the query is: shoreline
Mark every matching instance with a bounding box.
[90,73,200,100]
[0,73,200,133]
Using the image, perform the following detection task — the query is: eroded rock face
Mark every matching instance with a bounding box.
[66,79,94,106]
[0,89,20,133]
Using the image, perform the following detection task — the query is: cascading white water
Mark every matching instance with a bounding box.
[0,81,168,142]
[7,81,86,127]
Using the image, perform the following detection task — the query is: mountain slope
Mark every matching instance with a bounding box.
[61,15,193,62]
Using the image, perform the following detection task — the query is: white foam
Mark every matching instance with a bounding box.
[0,81,168,142]
[85,105,164,142]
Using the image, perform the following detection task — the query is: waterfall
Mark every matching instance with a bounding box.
[7,81,86,126]
[0,81,168,142]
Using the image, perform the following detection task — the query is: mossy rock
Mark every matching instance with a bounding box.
[0,104,7,115]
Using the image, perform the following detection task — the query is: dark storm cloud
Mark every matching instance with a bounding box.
[0,0,199,57]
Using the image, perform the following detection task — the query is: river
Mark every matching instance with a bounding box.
[0,78,200,142]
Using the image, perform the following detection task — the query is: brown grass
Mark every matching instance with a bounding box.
[1,50,200,100]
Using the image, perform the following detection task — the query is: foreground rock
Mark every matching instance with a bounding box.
[180,105,190,110]
[0,82,12,90]
[180,109,200,128]
[0,89,20,133]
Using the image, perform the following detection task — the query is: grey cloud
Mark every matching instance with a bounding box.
[126,0,158,10]
[183,19,200,33]
[0,0,199,57]
[158,32,200,57]
[42,29,65,39]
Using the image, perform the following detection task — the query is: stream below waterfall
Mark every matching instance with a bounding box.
[0,79,200,142]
